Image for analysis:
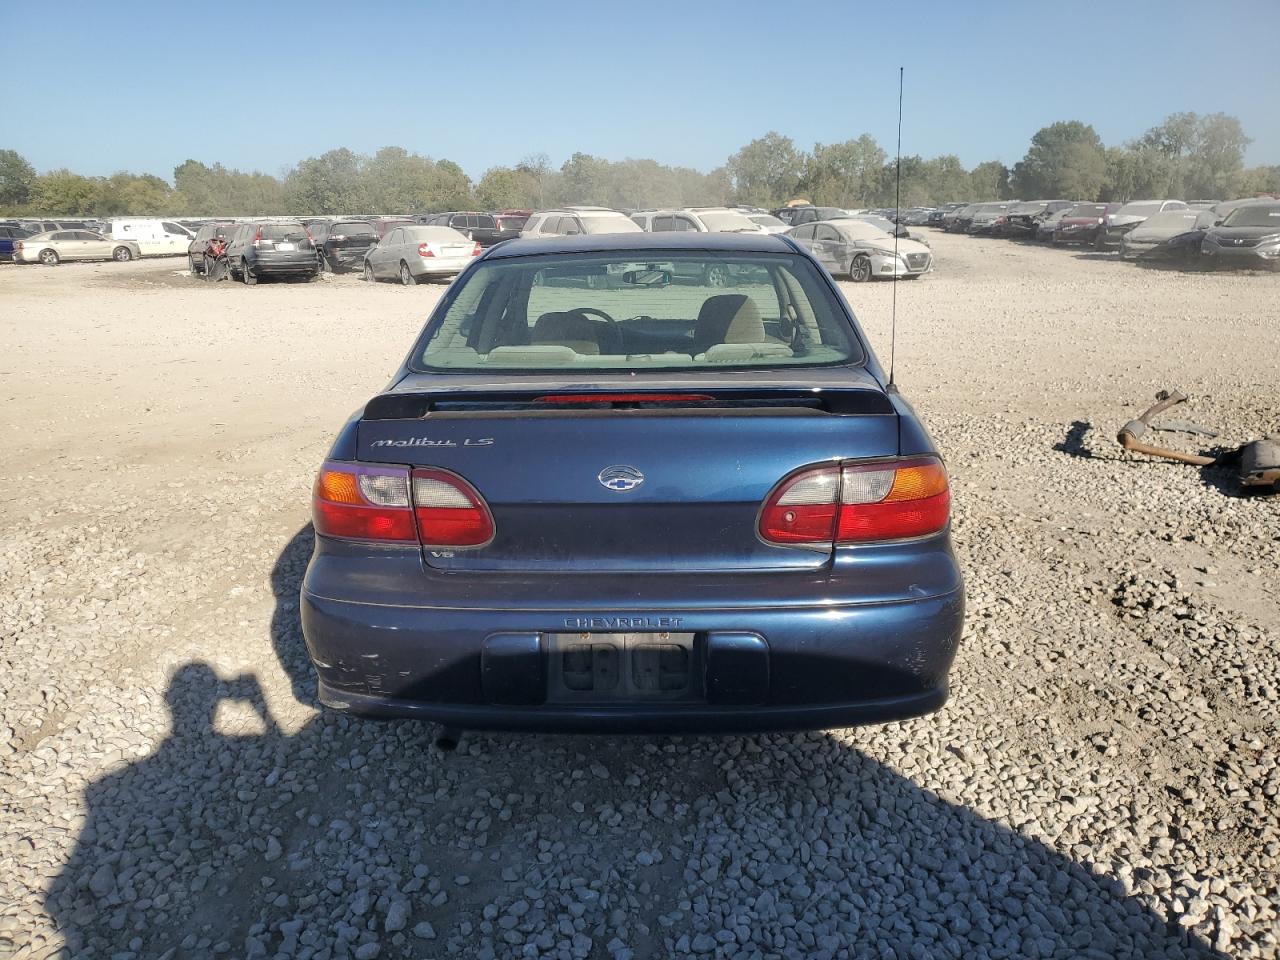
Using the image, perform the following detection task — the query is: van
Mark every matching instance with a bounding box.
[103,218,194,257]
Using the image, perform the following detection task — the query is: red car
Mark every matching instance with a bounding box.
[1051,203,1120,246]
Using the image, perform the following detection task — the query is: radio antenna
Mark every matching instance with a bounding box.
[889,66,903,389]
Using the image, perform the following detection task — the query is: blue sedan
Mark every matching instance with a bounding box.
[301,232,964,734]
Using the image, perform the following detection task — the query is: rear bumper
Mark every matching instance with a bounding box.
[300,555,965,733]
[249,254,318,275]
[316,680,949,733]
[324,247,373,267]
[412,256,473,276]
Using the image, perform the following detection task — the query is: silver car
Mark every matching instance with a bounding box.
[631,207,766,234]
[787,219,932,281]
[1120,210,1215,259]
[363,225,479,285]
[1200,201,1280,267]
[12,230,141,265]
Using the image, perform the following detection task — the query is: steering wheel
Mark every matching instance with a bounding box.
[568,307,623,353]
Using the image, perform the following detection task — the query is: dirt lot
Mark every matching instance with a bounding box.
[1,235,1277,960]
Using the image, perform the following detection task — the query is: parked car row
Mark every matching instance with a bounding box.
[1,216,190,264]
[924,195,1279,268]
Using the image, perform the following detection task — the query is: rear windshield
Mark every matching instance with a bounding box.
[332,221,376,236]
[578,215,644,235]
[696,211,758,232]
[1066,204,1106,218]
[260,223,310,241]
[1222,205,1280,227]
[1117,202,1161,217]
[495,216,527,230]
[414,252,863,372]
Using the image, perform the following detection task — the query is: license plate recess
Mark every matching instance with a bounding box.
[546,632,701,703]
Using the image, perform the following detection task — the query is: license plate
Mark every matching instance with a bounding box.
[443,246,468,255]
[276,242,295,251]
[546,632,700,702]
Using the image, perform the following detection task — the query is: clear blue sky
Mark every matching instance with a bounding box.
[3,0,1277,181]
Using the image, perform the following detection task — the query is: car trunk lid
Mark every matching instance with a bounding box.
[355,371,899,573]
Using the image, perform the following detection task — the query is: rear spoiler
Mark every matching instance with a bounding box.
[364,388,895,420]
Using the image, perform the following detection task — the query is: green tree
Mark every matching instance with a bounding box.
[1010,121,1106,200]
[917,154,971,205]
[968,160,1010,200]
[1239,165,1280,197]
[1183,113,1250,200]
[1131,112,1251,199]
[97,172,175,215]
[284,148,368,214]
[475,166,529,210]
[802,135,886,206]
[0,149,36,210]
[427,159,473,210]
[727,132,804,207]
[31,169,100,215]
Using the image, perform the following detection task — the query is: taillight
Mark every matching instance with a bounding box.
[313,463,416,542]
[759,458,950,547]
[313,462,494,548]
[412,468,493,547]
[418,243,434,258]
[471,242,482,256]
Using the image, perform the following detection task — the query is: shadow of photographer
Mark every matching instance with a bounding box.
[41,526,1228,959]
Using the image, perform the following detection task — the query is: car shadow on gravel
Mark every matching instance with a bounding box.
[38,531,1229,959]
[271,524,318,707]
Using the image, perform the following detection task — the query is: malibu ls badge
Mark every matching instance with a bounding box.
[598,465,644,492]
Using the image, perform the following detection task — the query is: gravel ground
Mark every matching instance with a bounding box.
[0,236,1277,960]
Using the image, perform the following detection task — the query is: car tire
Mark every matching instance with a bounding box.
[364,262,376,284]
[399,262,416,286]
[849,255,872,282]
[114,246,133,262]
[39,249,59,266]
[704,264,729,287]
[188,254,198,273]
[317,254,330,274]
[241,259,256,285]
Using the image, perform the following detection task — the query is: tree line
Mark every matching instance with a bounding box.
[2,111,1277,218]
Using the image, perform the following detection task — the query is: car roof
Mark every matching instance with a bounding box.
[485,232,795,259]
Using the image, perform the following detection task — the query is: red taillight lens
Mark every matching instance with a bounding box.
[759,466,840,545]
[412,468,494,547]
[471,242,482,256]
[418,243,434,258]
[313,463,416,542]
[759,458,950,547]
[313,463,495,548]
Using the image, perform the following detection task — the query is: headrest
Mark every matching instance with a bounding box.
[532,312,602,354]
[694,294,765,353]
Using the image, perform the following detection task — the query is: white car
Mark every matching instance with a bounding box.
[520,207,643,238]
[787,219,932,281]
[742,212,789,233]
[102,218,193,257]
[630,207,766,234]
[363,226,480,284]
